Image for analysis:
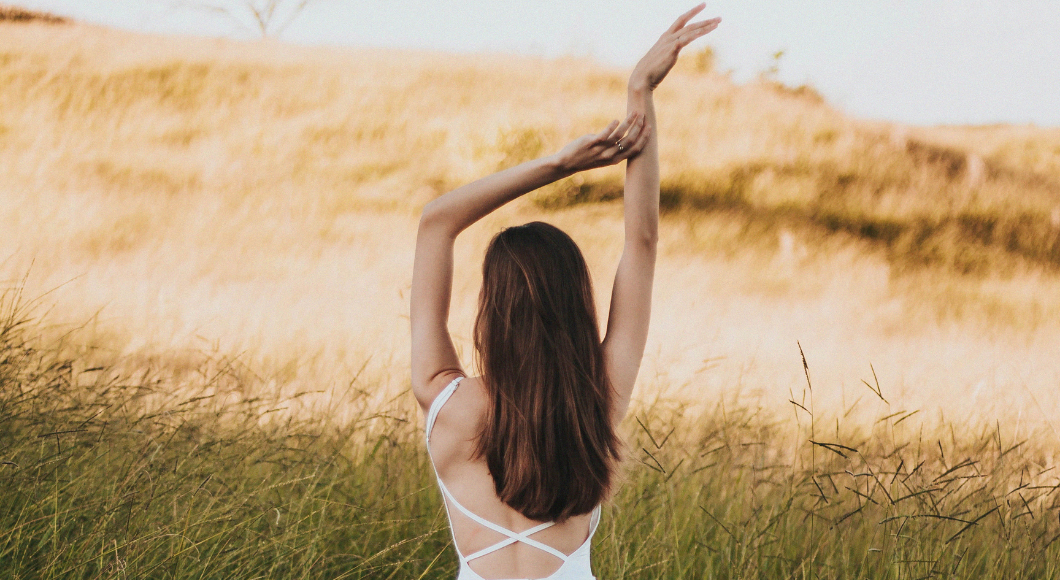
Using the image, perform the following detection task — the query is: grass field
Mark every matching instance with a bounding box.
[3,294,1059,579]
[2,13,1060,579]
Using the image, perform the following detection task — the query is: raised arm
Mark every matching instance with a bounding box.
[411,115,652,411]
[603,4,721,421]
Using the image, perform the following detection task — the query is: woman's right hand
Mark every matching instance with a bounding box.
[629,3,721,92]
[551,112,652,174]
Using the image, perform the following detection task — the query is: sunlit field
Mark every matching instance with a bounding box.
[2,14,1060,578]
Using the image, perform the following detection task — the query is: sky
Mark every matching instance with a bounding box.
[17,0,1060,127]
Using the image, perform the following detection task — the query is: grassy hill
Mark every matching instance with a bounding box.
[2,17,1058,276]
[3,12,1060,415]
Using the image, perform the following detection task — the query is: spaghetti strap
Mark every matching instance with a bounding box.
[425,376,463,444]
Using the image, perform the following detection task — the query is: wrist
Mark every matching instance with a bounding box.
[628,80,652,96]
[542,151,576,179]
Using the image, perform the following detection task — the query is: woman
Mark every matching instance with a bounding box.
[411,5,721,579]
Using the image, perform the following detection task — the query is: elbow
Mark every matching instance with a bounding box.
[627,227,658,251]
[418,199,455,238]
[419,198,442,230]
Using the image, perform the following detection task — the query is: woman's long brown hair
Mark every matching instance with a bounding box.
[474,221,621,522]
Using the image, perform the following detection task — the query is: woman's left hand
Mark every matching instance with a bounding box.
[551,112,652,174]
[630,4,721,92]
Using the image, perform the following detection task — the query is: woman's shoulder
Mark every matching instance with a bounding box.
[426,376,489,469]
[415,370,467,412]
[426,375,488,434]
[445,375,488,415]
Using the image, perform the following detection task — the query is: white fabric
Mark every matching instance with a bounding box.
[425,376,601,580]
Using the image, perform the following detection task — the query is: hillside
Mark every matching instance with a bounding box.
[2,19,1060,429]
[3,19,1059,275]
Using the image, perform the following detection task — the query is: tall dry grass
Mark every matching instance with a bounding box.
[1,292,1058,578]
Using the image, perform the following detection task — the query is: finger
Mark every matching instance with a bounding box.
[602,132,630,158]
[621,115,645,145]
[595,120,621,141]
[682,18,722,38]
[603,112,638,144]
[688,16,722,32]
[635,122,652,151]
[626,122,653,158]
[678,20,720,47]
[615,121,651,161]
[668,2,706,33]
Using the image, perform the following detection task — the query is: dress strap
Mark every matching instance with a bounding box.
[463,521,555,561]
[436,480,568,563]
[425,376,464,444]
[588,504,602,538]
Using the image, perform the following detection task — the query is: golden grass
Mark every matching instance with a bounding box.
[2,298,1058,578]
[1,20,1059,442]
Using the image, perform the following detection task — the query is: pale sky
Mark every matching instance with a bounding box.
[18,0,1060,126]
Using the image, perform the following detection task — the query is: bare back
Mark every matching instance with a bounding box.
[427,375,597,579]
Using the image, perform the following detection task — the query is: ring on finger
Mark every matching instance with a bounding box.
[616,140,625,151]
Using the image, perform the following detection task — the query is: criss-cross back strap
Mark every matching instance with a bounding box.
[463,520,556,562]
[437,480,567,563]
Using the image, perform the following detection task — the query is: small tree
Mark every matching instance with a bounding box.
[177,0,319,38]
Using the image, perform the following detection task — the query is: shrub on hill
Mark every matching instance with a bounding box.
[0,4,68,24]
